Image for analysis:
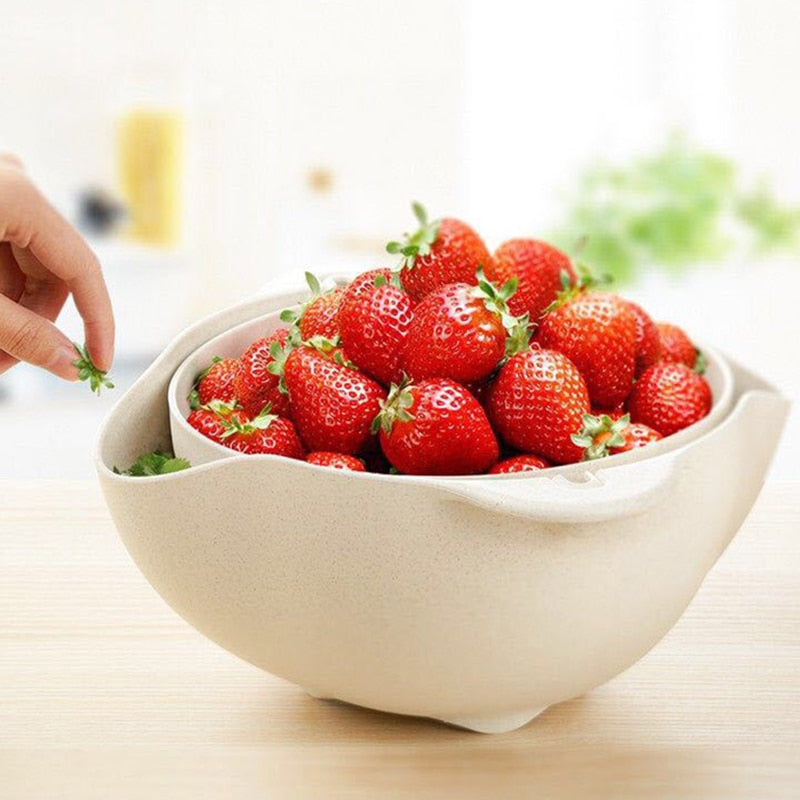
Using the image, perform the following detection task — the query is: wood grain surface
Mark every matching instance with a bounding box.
[1,479,798,799]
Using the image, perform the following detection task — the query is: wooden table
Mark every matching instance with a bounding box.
[1,480,798,799]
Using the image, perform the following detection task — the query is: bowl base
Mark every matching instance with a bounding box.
[436,707,547,734]
[302,688,546,734]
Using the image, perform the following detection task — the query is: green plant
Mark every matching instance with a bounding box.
[550,134,800,284]
[114,451,190,476]
[73,343,114,395]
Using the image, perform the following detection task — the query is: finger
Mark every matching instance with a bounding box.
[0,274,70,373]
[0,292,78,380]
[0,173,115,370]
[0,243,25,301]
[0,153,24,169]
[18,276,70,323]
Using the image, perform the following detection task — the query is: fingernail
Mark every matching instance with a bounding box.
[49,345,80,381]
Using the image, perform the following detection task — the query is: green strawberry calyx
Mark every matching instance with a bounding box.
[265,336,296,393]
[472,268,531,357]
[279,271,332,328]
[694,348,707,375]
[371,376,415,435]
[571,412,630,461]
[304,335,357,368]
[113,450,191,476]
[386,202,441,271]
[374,271,404,290]
[218,403,278,439]
[541,261,612,316]
[73,343,114,395]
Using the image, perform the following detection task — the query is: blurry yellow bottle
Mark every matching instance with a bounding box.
[117,108,183,246]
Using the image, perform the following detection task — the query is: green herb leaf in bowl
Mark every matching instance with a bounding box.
[114,451,191,477]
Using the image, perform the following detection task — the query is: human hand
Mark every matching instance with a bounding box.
[0,153,114,380]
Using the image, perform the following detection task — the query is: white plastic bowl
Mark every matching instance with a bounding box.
[167,298,733,469]
[96,278,789,733]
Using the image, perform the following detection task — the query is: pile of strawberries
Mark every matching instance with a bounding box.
[186,203,712,476]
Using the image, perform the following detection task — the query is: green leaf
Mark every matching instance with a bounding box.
[305,271,322,296]
[116,450,191,477]
[386,202,441,271]
[72,343,114,396]
[549,133,800,284]
[694,349,707,375]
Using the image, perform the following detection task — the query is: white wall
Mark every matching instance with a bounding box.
[0,0,464,313]
[462,0,800,239]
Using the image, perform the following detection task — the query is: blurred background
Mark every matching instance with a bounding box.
[1,0,798,478]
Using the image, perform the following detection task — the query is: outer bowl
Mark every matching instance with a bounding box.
[96,279,789,733]
[167,300,734,470]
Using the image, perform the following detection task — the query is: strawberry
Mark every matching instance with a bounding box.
[388,203,492,301]
[486,347,590,465]
[625,301,662,376]
[627,362,712,436]
[400,271,529,384]
[486,239,576,321]
[306,452,366,472]
[220,407,305,458]
[233,329,293,418]
[536,290,637,409]
[571,412,662,460]
[657,323,705,373]
[187,402,248,444]
[374,378,499,475]
[192,357,240,407]
[341,268,393,306]
[488,454,550,474]
[338,272,415,385]
[281,273,345,341]
[281,344,386,454]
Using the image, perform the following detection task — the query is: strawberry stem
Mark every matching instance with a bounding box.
[371,375,415,435]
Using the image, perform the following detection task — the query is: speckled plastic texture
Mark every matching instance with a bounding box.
[96,277,789,733]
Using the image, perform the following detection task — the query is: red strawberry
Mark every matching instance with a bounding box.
[220,407,305,458]
[187,402,248,444]
[341,268,393,306]
[486,239,576,320]
[388,203,492,301]
[400,273,528,384]
[193,357,240,407]
[628,362,712,436]
[281,273,345,341]
[374,378,499,475]
[282,345,386,454]
[625,301,662,376]
[338,272,415,385]
[536,290,637,408]
[234,329,293,418]
[306,452,366,472]
[488,454,550,474]
[486,347,590,464]
[571,412,662,460]
[657,323,704,372]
